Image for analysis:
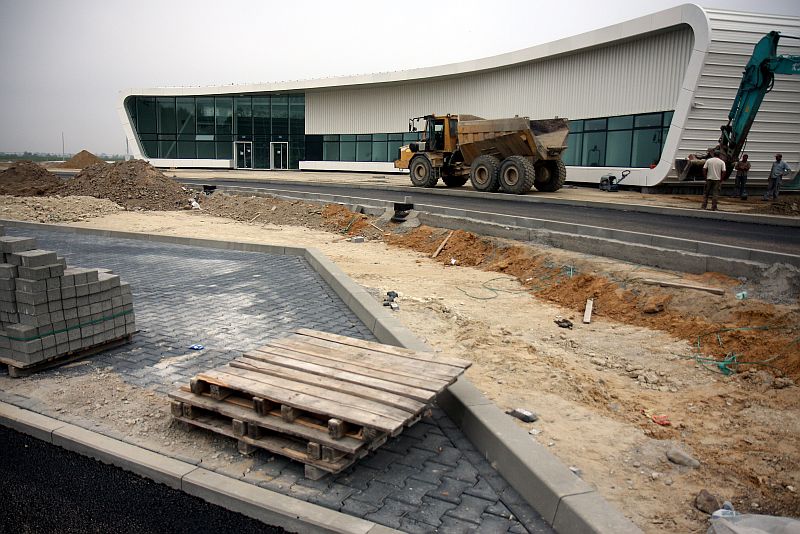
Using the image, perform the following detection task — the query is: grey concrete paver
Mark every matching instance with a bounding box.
[3,228,552,533]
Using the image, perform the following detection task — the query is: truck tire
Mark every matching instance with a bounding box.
[499,156,535,194]
[442,176,468,187]
[534,160,567,192]
[469,155,501,192]
[409,155,439,187]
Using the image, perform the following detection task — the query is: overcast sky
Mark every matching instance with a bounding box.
[1,0,797,155]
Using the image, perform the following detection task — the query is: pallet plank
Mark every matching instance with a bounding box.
[195,369,404,434]
[232,357,426,412]
[295,328,472,369]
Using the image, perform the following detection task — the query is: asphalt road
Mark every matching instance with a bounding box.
[179,180,800,255]
[0,426,289,534]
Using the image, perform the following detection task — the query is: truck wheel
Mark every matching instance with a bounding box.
[534,160,567,192]
[442,176,468,187]
[409,155,438,187]
[499,156,535,194]
[469,155,501,192]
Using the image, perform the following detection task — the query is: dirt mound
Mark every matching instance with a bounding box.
[749,199,800,217]
[389,225,800,379]
[59,160,189,211]
[57,150,106,169]
[0,195,122,223]
[0,161,62,196]
[198,192,325,228]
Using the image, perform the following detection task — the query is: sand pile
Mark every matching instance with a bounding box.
[58,150,106,169]
[59,160,189,211]
[0,195,122,223]
[198,193,326,228]
[0,161,63,196]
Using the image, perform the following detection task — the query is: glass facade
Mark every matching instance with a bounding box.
[125,94,306,169]
[318,132,421,163]
[562,111,673,168]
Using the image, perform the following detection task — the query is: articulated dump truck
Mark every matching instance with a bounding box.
[394,114,569,194]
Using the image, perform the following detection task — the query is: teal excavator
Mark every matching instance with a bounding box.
[677,31,800,185]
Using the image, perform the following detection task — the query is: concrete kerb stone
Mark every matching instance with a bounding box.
[0,219,641,532]
[0,400,66,443]
[554,491,643,534]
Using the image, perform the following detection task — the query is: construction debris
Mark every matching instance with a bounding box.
[0,161,62,196]
[432,230,454,258]
[640,278,725,295]
[583,298,594,324]
[170,329,470,479]
[0,227,136,376]
[506,408,539,423]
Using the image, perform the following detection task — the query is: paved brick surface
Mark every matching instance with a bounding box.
[2,228,553,533]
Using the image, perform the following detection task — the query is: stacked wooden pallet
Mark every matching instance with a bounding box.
[169,328,471,479]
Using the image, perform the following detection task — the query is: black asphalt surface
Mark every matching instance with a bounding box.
[0,426,289,534]
[182,179,800,255]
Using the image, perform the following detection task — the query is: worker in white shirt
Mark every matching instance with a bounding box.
[701,150,726,211]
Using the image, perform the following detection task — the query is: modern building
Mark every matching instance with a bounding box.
[118,4,799,188]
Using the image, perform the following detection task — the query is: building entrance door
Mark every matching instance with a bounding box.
[235,141,253,169]
[270,142,289,170]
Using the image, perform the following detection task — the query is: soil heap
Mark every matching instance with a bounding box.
[57,150,106,169]
[59,160,189,211]
[0,161,62,196]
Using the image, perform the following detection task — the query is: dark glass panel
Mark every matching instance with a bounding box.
[387,140,404,162]
[176,97,195,135]
[177,141,196,159]
[607,116,633,130]
[235,97,252,135]
[356,139,372,161]
[215,97,233,135]
[634,113,661,128]
[340,134,356,142]
[340,141,356,162]
[323,134,339,142]
[253,138,269,168]
[568,119,584,133]
[304,135,323,161]
[606,130,632,167]
[253,97,270,136]
[663,111,674,126]
[271,95,289,136]
[196,97,215,135]
[159,139,177,159]
[289,136,305,168]
[388,133,403,141]
[216,141,233,160]
[141,139,158,158]
[372,140,388,162]
[196,141,215,159]
[583,118,606,131]
[356,134,371,141]
[289,100,304,136]
[136,97,157,134]
[125,97,137,130]
[562,133,582,166]
[157,97,176,134]
[402,132,419,142]
[323,141,339,161]
[372,133,388,142]
[632,129,662,167]
[582,131,606,166]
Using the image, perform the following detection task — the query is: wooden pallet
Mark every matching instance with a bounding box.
[170,328,471,479]
[1,333,134,378]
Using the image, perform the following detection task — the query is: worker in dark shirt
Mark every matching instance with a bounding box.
[734,154,751,200]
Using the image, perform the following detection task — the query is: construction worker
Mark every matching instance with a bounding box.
[701,150,725,211]
[734,154,751,200]
[762,153,792,201]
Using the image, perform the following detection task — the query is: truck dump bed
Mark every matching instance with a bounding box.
[457,117,569,164]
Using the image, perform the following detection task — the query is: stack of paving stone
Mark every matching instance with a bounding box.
[0,229,135,375]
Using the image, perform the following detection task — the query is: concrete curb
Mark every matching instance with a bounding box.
[0,219,641,533]
[179,183,800,270]
[0,401,399,534]
[175,176,800,228]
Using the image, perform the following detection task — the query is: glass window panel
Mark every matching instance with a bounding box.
[323,135,339,142]
[372,140,388,162]
[562,133,582,166]
[340,142,356,162]
[271,96,289,136]
[356,134,371,142]
[125,97,137,130]
[235,97,252,135]
[635,113,661,128]
[253,139,269,168]
[582,131,606,166]
[197,141,215,159]
[195,134,214,141]
[304,134,323,161]
[605,130,632,167]
[196,97,215,135]
[340,134,356,142]
[141,140,158,158]
[323,141,339,161]
[356,139,372,161]
[216,141,233,160]
[632,129,662,167]
[289,102,304,136]
[403,132,420,142]
[177,141,196,159]
[178,134,194,141]
[159,139,177,159]
[568,119,584,133]
[157,97,176,134]
[215,97,233,135]
[176,97,195,136]
[607,116,633,130]
[289,94,304,104]
[136,97,157,134]
[388,141,404,162]
[663,111,674,126]
[253,97,270,136]
[372,133,387,142]
[388,133,403,141]
[584,118,606,132]
[289,136,304,168]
